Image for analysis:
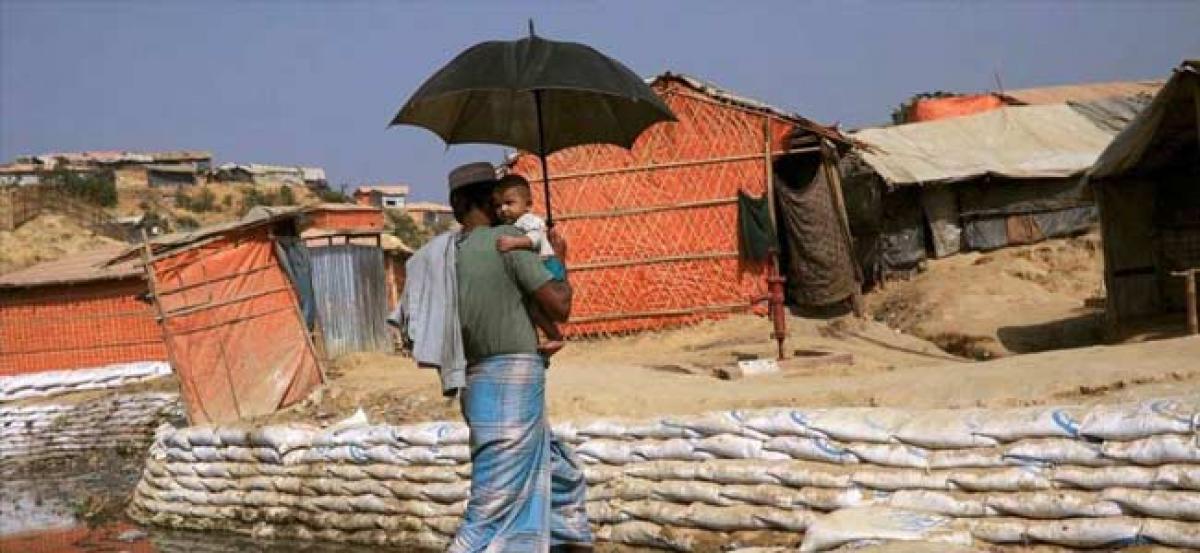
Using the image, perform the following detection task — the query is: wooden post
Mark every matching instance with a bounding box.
[764,117,777,229]
[139,228,201,425]
[819,139,865,317]
[1173,269,1199,335]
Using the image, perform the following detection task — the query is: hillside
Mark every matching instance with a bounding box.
[0,214,125,275]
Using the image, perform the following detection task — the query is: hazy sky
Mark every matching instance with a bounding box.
[2,1,1197,201]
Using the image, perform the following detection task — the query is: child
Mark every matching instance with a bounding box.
[493,175,566,356]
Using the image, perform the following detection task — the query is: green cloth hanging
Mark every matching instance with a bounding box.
[737,190,775,262]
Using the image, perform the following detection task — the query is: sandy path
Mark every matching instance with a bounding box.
[271,314,1200,427]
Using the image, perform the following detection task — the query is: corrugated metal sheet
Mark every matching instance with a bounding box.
[309,244,391,357]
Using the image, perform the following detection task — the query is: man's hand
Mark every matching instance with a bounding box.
[547,227,568,260]
[496,234,532,253]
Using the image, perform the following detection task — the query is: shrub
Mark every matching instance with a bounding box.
[43,166,117,207]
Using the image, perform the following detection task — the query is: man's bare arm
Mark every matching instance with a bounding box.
[532,280,572,322]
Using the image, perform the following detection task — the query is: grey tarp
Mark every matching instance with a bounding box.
[920,185,961,258]
[773,154,858,306]
[853,104,1116,187]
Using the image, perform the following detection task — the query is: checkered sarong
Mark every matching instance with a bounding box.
[449,354,593,552]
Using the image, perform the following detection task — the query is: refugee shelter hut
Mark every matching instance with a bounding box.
[0,245,167,378]
[299,204,397,357]
[1088,60,1200,331]
[845,104,1117,277]
[510,72,854,335]
[118,207,324,424]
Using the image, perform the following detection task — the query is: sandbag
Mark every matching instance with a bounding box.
[894,410,998,449]
[886,490,992,517]
[652,480,731,506]
[633,438,699,461]
[764,437,859,464]
[1102,434,1200,465]
[1101,488,1200,520]
[577,439,638,465]
[606,520,694,552]
[1050,466,1159,490]
[1140,518,1200,549]
[851,469,949,491]
[799,507,972,552]
[806,409,911,443]
[948,467,1052,492]
[1002,438,1111,467]
[984,490,1122,518]
[973,407,1082,442]
[696,460,779,485]
[847,443,930,469]
[664,410,768,440]
[693,434,766,460]
[625,461,700,482]
[1024,517,1142,548]
[621,500,693,527]
[685,504,770,532]
[1079,399,1198,440]
[586,500,629,524]
[741,408,827,438]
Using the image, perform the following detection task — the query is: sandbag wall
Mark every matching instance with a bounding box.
[0,361,173,402]
[0,392,182,465]
[129,399,1200,551]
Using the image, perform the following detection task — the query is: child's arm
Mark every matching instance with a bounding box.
[497,234,535,252]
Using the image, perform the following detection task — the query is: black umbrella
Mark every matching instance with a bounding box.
[390,22,676,226]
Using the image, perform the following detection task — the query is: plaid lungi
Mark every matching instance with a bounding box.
[449,354,593,552]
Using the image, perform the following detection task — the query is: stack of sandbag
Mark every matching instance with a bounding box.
[129,398,1200,552]
[0,392,182,465]
[0,361,172,402]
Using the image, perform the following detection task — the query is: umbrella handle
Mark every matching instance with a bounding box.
[534,89,554,227]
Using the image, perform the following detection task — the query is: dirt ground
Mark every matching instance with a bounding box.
[867,232,1107,360]
[0,213,125,275]
[264,312,1200,429]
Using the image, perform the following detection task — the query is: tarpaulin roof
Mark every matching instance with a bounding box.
[0,244,140,288]
[1089,60,1199,180]
[650,72,851,146]
[851,104,1117,187]
[1000,80,1164,106]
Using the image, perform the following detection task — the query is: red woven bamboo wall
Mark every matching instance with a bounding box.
[512,79,793,336]
[0,279,167,376]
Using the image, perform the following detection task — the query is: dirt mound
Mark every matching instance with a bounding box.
[0,214,125,275]
[867,233,1105,359]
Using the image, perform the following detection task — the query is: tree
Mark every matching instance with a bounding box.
[277,184,296,206]
[386,209,431,249]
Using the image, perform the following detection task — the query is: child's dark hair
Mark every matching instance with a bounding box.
[495,174,532,201]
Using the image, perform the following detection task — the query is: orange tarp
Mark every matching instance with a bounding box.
[910,94,1003,122]
[513,79,789,335]
[151,228,322,424]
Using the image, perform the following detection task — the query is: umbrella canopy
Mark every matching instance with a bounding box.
[390,26,676,224]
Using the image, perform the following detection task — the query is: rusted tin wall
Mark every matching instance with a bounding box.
[310,244,391,357]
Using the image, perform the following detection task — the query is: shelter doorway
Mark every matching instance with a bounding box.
[771,152,859,311]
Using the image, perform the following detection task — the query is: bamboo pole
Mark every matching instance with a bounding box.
[139,227,203,425]
[570,251,739,272]
[764,118,777,230]
[569,302,751,324]
[819,139,865,317]
[556,197,738,222]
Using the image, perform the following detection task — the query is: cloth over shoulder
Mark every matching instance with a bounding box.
[387,231,467,396]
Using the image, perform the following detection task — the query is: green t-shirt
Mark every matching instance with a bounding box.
[456,225,553,363]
